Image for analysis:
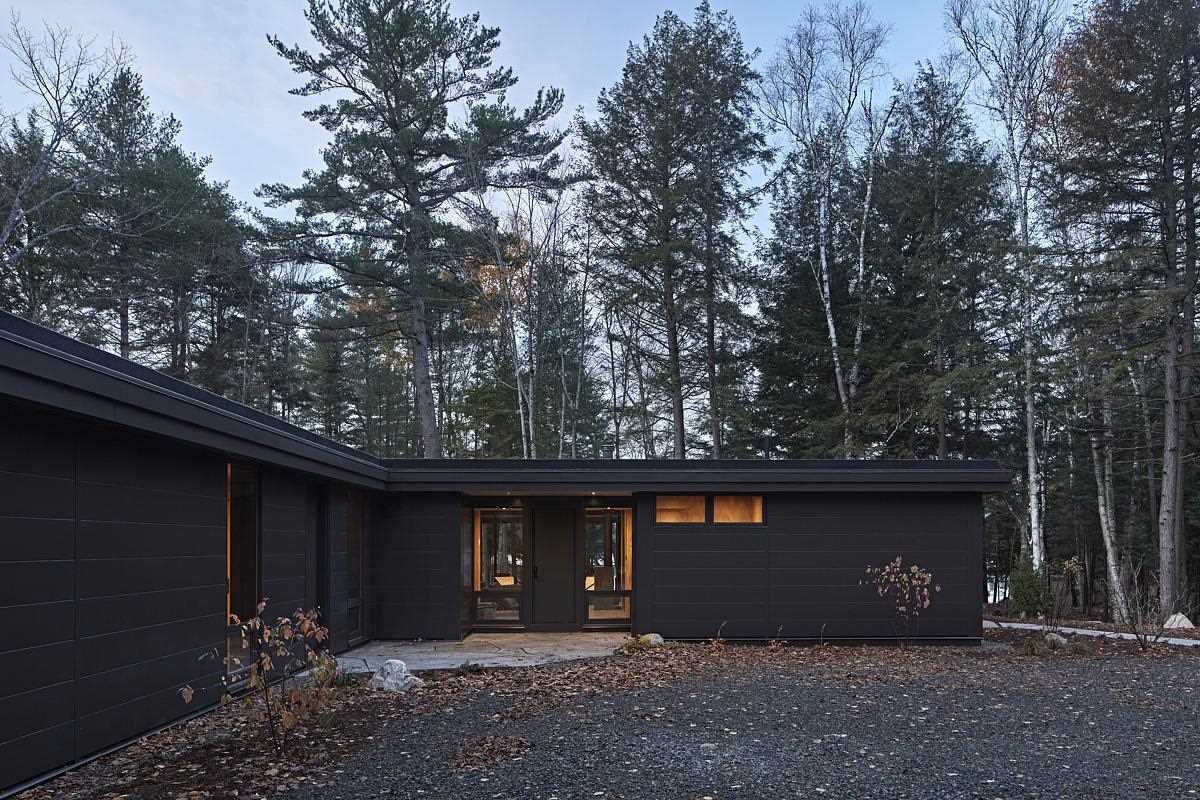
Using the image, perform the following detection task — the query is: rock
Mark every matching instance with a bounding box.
[639,633,665,647]
[1043,632,1068,650]
[368,659,424,693]
[1164,612,1194,630]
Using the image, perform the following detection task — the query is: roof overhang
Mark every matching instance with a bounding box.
[0,312,1012,494]
[0,312,387,488]
[384,460,1012,494]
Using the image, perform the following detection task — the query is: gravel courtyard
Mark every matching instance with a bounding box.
[288,636,1200,800]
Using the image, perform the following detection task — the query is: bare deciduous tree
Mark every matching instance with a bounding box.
[948,0,1063,571]
[0,14,122,267]
[760,0,889,454]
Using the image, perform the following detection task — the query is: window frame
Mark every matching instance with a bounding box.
[583,507,633,624]
[712,494,766,525]
[472,507,528,626]
[654,494,708,525]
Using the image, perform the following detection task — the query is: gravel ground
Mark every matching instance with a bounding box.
[287,643,1200,800]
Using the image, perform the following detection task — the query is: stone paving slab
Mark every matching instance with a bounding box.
[983,618,1200,646]
[337,631,630,674]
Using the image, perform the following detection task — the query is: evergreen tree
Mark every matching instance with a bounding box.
[582,10,698,458]
[262,0,565,457]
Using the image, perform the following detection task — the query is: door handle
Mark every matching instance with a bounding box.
[533,566,539,579]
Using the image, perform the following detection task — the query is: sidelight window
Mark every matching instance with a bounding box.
[474,509,526,623]
[585,508,632,622]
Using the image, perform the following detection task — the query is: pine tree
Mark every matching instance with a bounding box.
[582,10,699,458]
[686,2,771,458]
[262,0,565,457]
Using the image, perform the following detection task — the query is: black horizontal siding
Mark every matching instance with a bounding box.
[0,408,77,790]
[371,493,460,640]
[261,469,311,623]
[638,492,982,640]
[73,428,226,758]
[0,402,230,791]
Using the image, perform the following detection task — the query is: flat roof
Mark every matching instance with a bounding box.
[0,311,1010,493]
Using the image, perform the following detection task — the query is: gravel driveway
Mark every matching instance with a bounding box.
[287,641,1199,800]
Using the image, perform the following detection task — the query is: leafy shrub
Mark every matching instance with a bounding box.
[181,600,332,754]
[1008,557,1050,618]
[862,556,940,644]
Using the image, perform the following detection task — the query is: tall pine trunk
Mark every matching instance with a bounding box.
[408,295,442,458]
[704,220,721,459]
[663,263,686,459]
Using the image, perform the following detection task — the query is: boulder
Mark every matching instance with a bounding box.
[1164,612,1195,630]
[1043,631,1069,650]
[639,633,665,647]
[368,659,425,693]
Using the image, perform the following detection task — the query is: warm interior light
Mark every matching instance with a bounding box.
[714,495,764,524]
[655,495,705,523]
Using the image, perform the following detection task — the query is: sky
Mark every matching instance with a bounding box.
[0,0,954,214]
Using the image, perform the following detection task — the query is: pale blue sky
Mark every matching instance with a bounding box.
[1,0,954,211]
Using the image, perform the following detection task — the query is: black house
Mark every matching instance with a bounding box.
[0,310,1009,793]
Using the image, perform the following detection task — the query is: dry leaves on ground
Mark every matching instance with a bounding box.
[18,633,1194,799]
[447,735,530,771]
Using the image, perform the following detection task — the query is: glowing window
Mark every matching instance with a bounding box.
[655,495,705,524]
[713,495,763,524]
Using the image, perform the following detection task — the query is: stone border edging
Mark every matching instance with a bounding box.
[984,619,1200,647]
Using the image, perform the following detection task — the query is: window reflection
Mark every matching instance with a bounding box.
[475,509,526,624]
[478,510,525,589]
[713,495,763,524]
[585,508,631,622]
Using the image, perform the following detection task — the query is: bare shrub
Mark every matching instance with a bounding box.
[862,556,940,645]
[1045,556,1081,633]
[181,599,332,754]
[708,620,729,651]
[1119,562,1195,651]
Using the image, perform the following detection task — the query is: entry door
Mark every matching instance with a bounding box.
[532,507,577,626]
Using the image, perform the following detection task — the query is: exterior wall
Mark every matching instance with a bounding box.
[371,492,461,640]
[0,403,338,793]
[0,407,82,790]
[0,405,228,792]
[634,492,982,640]
[261,469,317,630]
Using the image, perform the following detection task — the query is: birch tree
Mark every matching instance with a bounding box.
[760,0,889,454]
[948,0,1064,571]
[1050,0,1199,615]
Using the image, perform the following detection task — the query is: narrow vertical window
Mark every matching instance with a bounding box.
[474,509,525,622]
[226,463,259,675]
[585,508,632,622]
